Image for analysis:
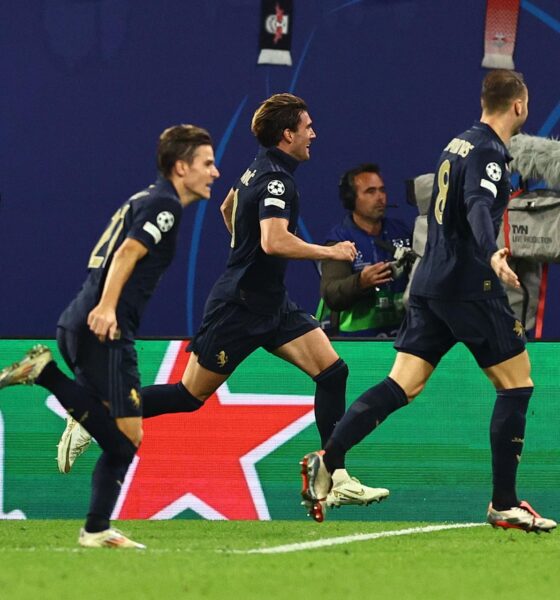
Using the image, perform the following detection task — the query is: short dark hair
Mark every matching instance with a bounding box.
[157,124,213,177]
[251,93,308,147]
[339,163,382,210]
[481,69,527,114]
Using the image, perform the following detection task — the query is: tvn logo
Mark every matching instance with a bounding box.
[511,225,529,234]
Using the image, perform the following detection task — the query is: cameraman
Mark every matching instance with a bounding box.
[318,163,413,337]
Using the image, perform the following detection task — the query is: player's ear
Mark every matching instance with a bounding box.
[174,160,189,177]
[282,128,294,144]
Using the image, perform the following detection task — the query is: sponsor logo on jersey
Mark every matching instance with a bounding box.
[485,162,502,182]
[156,211,175,232]
[267,180,285,195]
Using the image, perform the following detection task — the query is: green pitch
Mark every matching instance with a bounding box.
[1,520,558,600]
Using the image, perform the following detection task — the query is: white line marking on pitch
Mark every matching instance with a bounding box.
[237,523,486,554]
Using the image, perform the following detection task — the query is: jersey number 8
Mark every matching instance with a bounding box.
[434,159,451,225]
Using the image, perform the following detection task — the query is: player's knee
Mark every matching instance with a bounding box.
[406,380,426,401]
[181,375,218,403]
[116,419,143,448]
[313,358,348,388]
[128,427,143,448]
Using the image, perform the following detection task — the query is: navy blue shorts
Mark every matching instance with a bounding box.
[394,295,526,369]
[56,326,142,418]
[188,297,320,374]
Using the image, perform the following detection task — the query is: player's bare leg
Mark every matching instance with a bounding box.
[271,327,338,377]
[483,349,532,390]
[388,352,434,401]
[181,352,229,401]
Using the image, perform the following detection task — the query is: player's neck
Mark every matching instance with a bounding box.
[480,114,514,145]
[169,176,196,207]
[352,213,382,236]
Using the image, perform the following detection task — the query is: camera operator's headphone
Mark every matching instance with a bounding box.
[338,163,381,211]
[338,171,356,211]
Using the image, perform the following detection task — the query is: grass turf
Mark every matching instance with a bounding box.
[0,520,558,599]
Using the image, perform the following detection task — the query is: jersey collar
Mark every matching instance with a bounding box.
[156,175,181,201]
[261,146,300,174]
[473,121,513,162]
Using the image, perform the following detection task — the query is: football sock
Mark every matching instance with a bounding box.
[141,382,204,418]
[85,447,136,533]
[324,377,408,473]
[490,386,532,511]
[313,359,348,449]
[36,361,138,454]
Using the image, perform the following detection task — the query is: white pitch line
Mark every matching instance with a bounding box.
[238,522,486,554]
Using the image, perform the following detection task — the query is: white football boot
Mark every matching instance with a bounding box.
[78,528,146,549]
[57,417,92,474]
[326,469,390,508]
[487,500,557,533]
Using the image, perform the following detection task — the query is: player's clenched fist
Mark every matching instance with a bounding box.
[328,241,357,262]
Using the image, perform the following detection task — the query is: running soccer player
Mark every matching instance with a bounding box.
[0,125,220,547]
[300,70,557,531]
[58,93,389,510]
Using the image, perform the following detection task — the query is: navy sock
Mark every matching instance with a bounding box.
[324,377,408,473]
[141,382,203,418]
[85,449,136,533]
[490,387,532,511]
[36,361,138,455]
[313,359,348,448]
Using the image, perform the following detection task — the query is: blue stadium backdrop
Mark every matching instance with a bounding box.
[0,339,558,522]
[1,0,560,338]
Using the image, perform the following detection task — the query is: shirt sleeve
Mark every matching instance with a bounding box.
[463,148,507,260]
[127,196,182,253]
[258,173,296,221]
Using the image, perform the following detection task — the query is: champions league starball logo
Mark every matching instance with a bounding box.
[156,211,175,232]
[486,162,502,182]
[267,180,285,195]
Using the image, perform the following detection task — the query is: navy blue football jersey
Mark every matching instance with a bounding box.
[411,121,512,300]
[59,177,183,338]
[209,146,299,313]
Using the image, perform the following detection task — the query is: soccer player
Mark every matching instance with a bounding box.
[300,70,557,531]
[58,93,389,510]
[0,125,220,547]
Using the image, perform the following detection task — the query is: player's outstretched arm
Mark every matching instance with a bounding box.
[87,238,148,342]
[260,217,356,261]
[220,188,235,234]
[490,248,520,288]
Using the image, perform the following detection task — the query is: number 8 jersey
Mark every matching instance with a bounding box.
[411,121,512,300]
[58,177,183,339]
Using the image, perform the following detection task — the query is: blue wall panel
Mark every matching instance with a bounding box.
[1,0,559,337]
